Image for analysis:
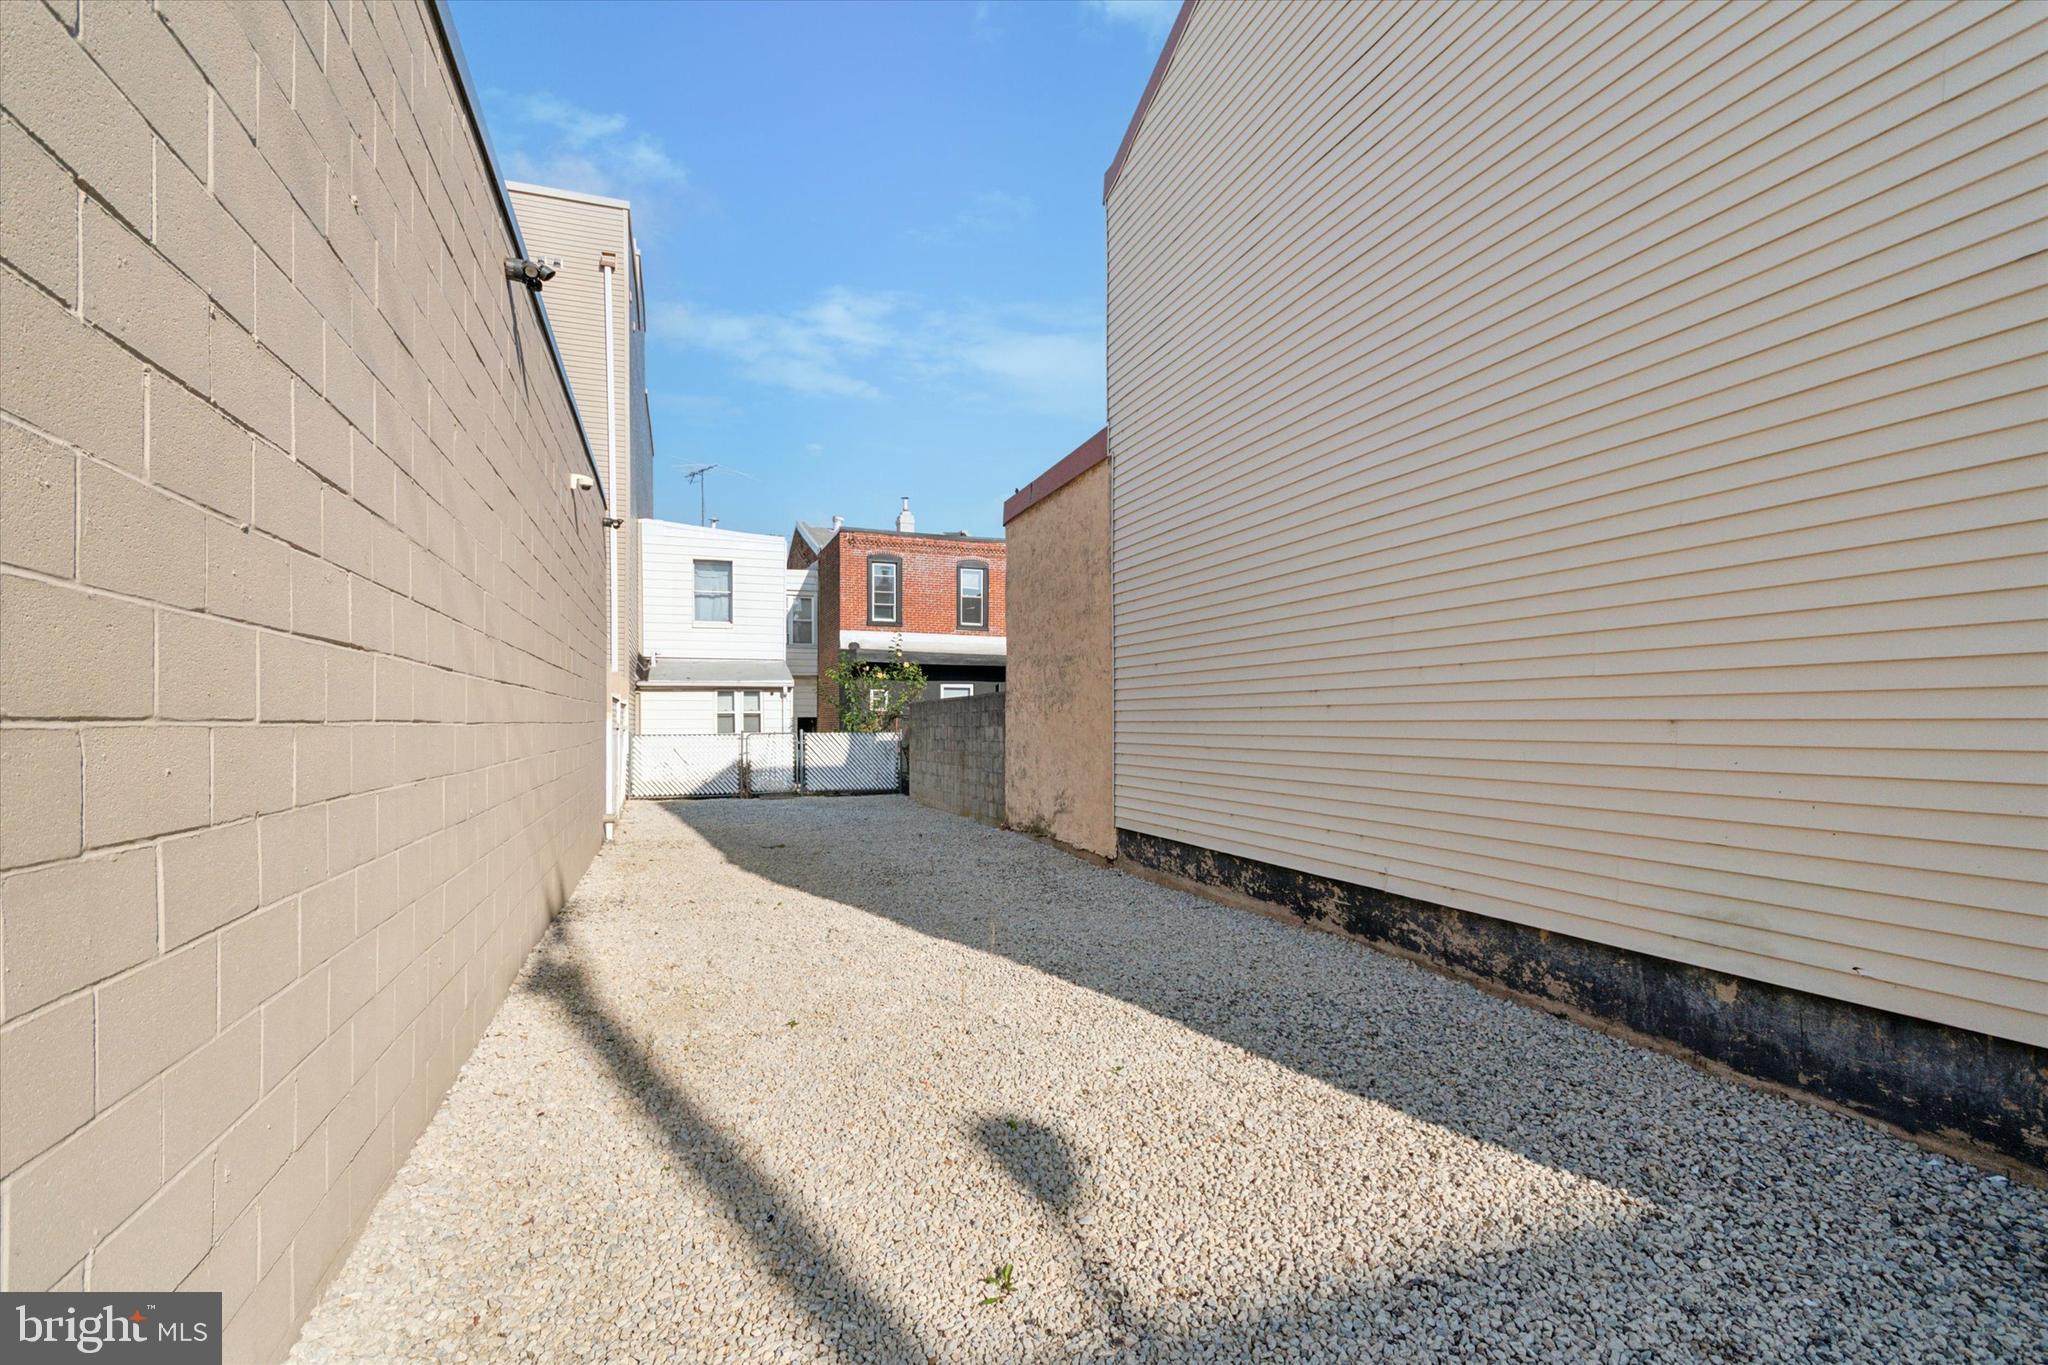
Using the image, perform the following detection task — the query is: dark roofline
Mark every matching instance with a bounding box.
[1102,0,1201,204]
[428,1,602,494]
[831,526,1004,544]
[1005,427,1108,524]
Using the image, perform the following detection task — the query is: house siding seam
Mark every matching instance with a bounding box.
[1105,0,2048,1064]
[0,3,605,1357]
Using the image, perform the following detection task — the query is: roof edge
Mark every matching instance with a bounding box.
[505,179,634,212]
[1102,0,1200,204]
[428,1,603,494]
[1005,427,1108,524]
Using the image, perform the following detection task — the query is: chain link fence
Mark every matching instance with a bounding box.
[629,732,904,800]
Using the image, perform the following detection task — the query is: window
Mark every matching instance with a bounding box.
[957,562,988,629]
[868,556,901,625]
[939,683,974,700]
[787,594,814,646]
[694,560,733,623]
[716,690,763,733]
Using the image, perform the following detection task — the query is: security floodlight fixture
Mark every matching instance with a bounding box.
[506,256,556,291]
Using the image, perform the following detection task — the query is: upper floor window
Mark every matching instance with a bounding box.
[694,560,733,623]
[957,562,987,630]
[868,556,901,626]
[788,594,815,646]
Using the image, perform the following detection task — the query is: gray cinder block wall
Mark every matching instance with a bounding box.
[904,692,1006,825]
[0,3,606,1358]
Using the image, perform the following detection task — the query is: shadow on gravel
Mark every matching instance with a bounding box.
[614,797,2045,1361]
[526,932,929,1361]
[657,796,1684,1202]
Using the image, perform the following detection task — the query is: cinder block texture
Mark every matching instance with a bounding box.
[0,6,604,1361]
[904,692,1007,826]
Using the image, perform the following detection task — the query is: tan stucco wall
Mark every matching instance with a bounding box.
[0,3,604,1357]
[1004,461,1113,856]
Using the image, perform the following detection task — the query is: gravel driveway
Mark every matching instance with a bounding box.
[291,797,2046,1364]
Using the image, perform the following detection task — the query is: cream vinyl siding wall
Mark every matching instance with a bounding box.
[1106,0,2048,1047]
[640,521,791,662]
[506,184,642,685]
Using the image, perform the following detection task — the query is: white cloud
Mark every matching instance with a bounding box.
[486,89,688,224]
[955,331,1102,411]
[957,190,1035,232]
[653,287,1103,418]
[909,189,1036,245]
[655,288,900,400]
[514,93,627,146]
[1082,0,1179,43]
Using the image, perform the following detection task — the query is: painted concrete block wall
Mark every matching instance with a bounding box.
[906,692,1006,826]
[0,3,605,1359]
[504,183,643,695]
[1005,460,1114,857]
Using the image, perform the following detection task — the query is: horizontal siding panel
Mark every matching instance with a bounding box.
[1106,0,2048,1045]
[640,522,790,662]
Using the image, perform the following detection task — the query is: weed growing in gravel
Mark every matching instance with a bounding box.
[978,1263,1017,1306]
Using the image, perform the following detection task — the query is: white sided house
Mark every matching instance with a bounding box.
[788,564,820,728]
[640,520,796,733]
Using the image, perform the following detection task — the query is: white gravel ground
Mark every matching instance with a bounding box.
[291,797,2046,1364]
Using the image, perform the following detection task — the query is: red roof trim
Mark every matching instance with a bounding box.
[1102,0,1201,203]
[1004,427,1109,525]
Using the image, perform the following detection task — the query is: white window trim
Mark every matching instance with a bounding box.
[694,559,735,625]
[939,683,974,700]
[957,564,987,629]
[868,559,900,626]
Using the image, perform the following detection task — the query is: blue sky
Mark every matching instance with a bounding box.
[450,0,1177,538]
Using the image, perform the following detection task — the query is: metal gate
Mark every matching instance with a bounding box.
[628,731,902,799]
[800,733,903,794]
[629,734,744,799]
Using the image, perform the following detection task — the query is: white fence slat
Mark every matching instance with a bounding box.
[627,731,902,799]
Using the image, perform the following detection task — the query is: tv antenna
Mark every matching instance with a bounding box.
[678,462,753,526]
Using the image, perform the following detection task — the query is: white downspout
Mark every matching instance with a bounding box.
[602,257,620,676]
[602,256,621,836]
